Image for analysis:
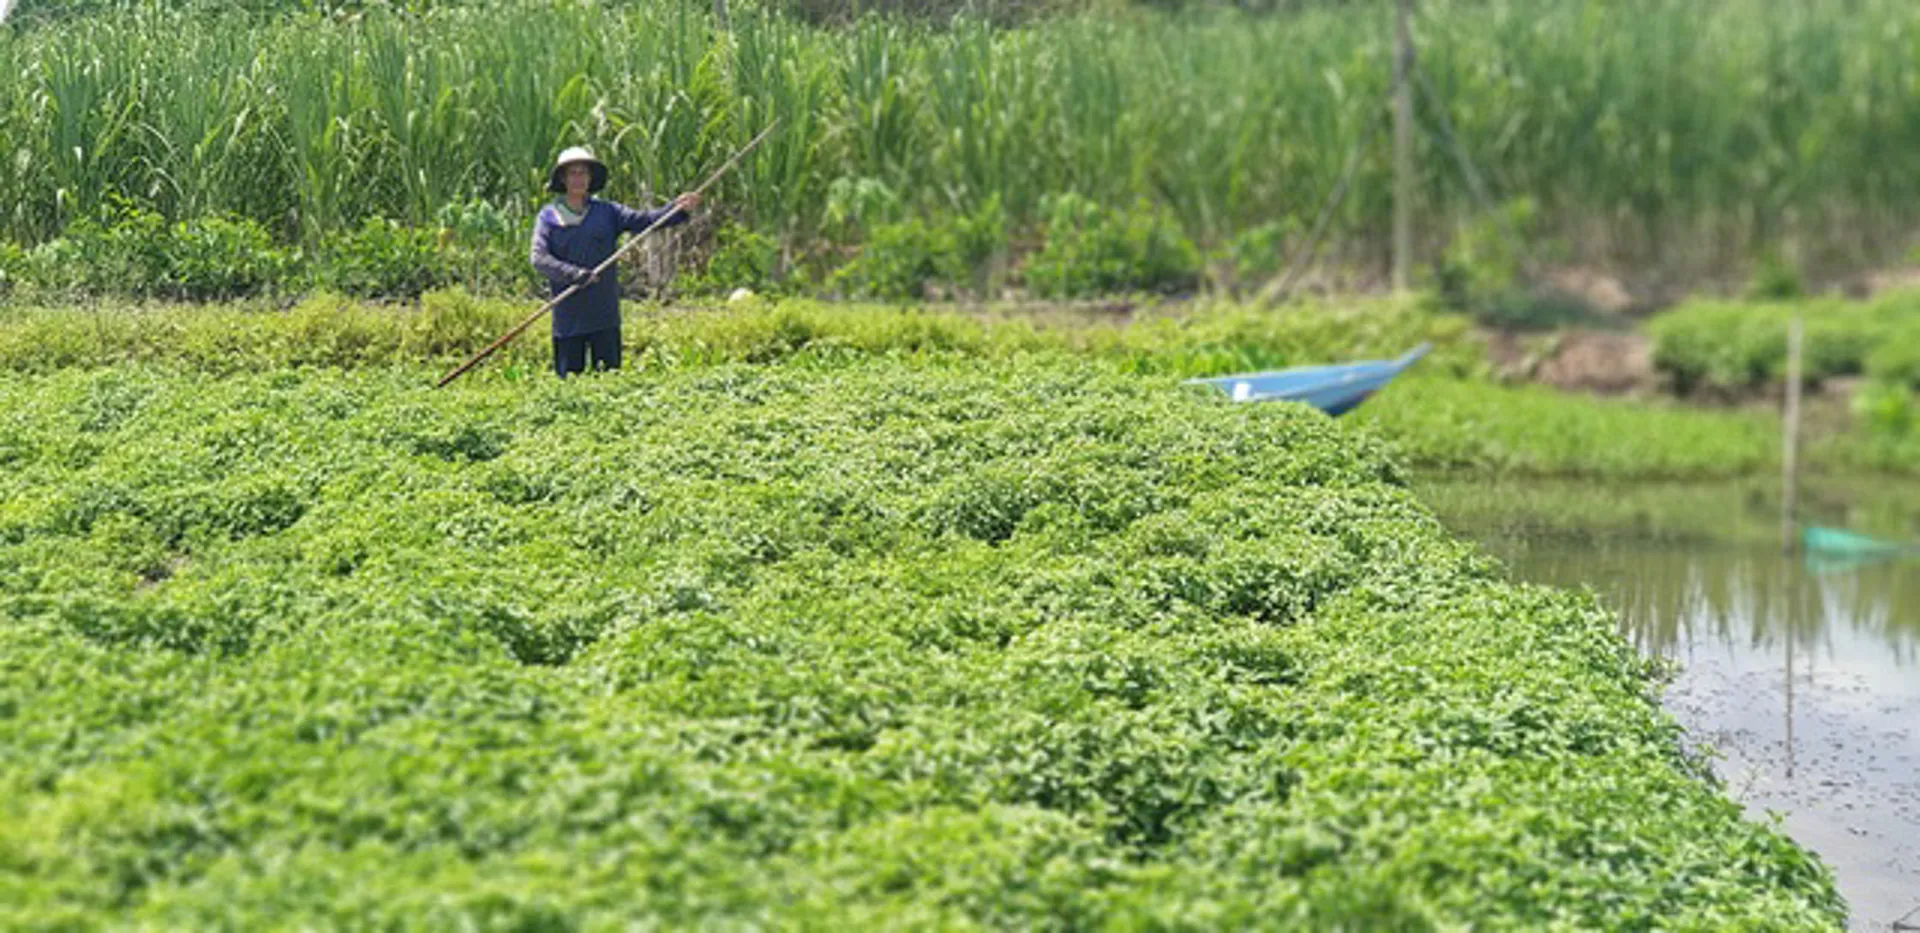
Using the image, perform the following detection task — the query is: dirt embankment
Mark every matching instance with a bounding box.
[1484,330,1656,395]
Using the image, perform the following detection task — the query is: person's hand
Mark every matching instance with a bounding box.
[672,192,703,213]
[575,268,598,285]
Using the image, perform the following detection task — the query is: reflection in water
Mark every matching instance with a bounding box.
[1428,484,1920,933]
[1503,543,1920,669]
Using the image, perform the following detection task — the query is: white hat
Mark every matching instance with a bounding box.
[548,147,608,194]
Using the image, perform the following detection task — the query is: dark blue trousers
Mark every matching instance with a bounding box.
[553,328,621,378]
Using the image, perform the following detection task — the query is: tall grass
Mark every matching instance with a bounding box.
[6,0,1920,278]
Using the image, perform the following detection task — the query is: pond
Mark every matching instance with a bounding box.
[1424,477,1920,933]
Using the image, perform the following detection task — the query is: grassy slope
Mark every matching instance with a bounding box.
[0,361,1843,928]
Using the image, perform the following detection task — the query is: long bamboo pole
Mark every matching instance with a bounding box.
[435,121,779,389]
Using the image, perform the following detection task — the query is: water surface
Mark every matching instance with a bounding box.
[1425,478,1920,932]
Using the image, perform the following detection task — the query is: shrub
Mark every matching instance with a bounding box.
[1208,220,1292,292]
[827,198,1008,301]
[1424,199,1588,330]
[1865,332,1920,391]
[52,203,173,297]
[433,199,536,296]
[1647,296,1909,393]
[675,223,790,298]
[829,217,955,300]
[0,241,25,297]
[1854,379,1915,438]
[823,176,906,237]
[316,217,449,299]
[1745,248,1806,301]
[1024,193,1200,299]
[8,204,296,301]
[167,215,298,301]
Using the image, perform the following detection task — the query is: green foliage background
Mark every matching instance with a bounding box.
[7,0,1920,294]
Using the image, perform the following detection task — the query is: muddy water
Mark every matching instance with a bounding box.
[1425,480,1920,932]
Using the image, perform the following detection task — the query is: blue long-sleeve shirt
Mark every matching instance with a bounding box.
[528,198,689,338]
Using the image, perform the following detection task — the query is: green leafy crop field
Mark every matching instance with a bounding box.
[0,360,1841,928]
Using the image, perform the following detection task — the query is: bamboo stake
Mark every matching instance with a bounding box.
[435,120,779,389]
[1391,0,1415,292]
[1782,313,1803,554]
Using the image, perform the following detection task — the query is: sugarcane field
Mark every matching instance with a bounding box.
[2,0,1918,929]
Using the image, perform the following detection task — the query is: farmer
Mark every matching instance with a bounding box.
[529,146,702,377]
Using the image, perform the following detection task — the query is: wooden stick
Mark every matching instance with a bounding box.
[1782,313,1803,554]
[435,120,779,389]
[1391,0,1415,292]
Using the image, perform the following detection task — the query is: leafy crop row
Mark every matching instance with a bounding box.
[0,291,1467,377]
[0,200,535,302]
[0,197,1226,304]
[0,360,1843,927]
[1351,375,1787,481]
[6,292,1905,480]
[1646,292,1920,472]
[1647,291,1920,394]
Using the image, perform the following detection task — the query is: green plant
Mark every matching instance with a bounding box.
[1025,193,1199,298]
[1468,287,1598,332]
[16,236,95,297]
[1854,379,1915,437]
[0,293,1471,382]
[433,198,534,296]
[675,223,789,297]
[166,215,297,300]
[10,292,1903,482]
[948,194,1009,296]
[1745,248,1806,301]
[1431,200,1528,308]
[1209,219,1292,292]
[1424,198,1586,330]
[823,176,905,237]
[316,217,448,298]
[823,195,1006,300]
[0,241,25,296]
[1352,374,1784,480]
[1648,294,1920,394]
[1865,332,1920,391]
[72,200,173,295]
[1851,379,1920,471]
[828,217,953,300]
[7,202,296,300]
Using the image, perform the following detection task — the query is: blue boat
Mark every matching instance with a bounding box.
[1186,343,1431,416]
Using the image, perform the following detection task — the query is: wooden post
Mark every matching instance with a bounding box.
[1784,616,1795,779]
[713,0,729,30]
[1392,0,1415,292]
[1782,314,1804,554]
